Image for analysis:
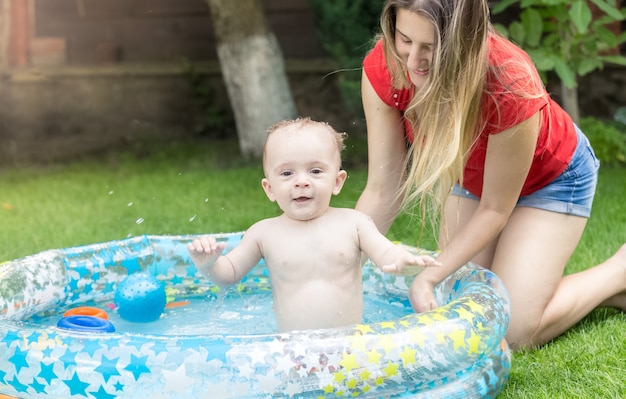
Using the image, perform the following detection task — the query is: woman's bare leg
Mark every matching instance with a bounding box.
[491,207,626,350]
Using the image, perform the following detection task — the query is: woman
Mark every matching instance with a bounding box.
[356,0,626,350]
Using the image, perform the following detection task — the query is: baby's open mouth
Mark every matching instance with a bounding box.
[293,196,311,203]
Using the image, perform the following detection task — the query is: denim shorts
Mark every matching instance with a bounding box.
[452,125,599,217]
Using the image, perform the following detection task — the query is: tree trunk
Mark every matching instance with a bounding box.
[206,0,297,158]
[560,83,580,125]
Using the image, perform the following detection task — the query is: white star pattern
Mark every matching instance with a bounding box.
[161,363,195,396]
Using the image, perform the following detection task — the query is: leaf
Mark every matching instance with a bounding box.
[539,0,569,5]
[551,56,577,88]
[527,48,554,71]
[578,58,602,75]
[589,0,625,21]
[521,8,543,47]
[493,23,510,38]
[509,21,527,45]
[595,25,619,47]
[491,0,519,15]
[568,0,592,34]
[600,55,626,66]
[520,0,546,6]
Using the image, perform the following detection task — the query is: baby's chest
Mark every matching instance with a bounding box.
[263,231,359,268]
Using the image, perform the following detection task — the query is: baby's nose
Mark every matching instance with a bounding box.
[294,173,310,187]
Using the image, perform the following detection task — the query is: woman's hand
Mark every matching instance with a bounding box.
[408,273,440,312]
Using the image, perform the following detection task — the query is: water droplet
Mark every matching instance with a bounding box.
[136,218,144,224]
[189,215,197,222]
[127,202,133,207]
[204,198,209,203]
[108,191,114,195]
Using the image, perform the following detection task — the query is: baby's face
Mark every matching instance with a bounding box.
[261,126,346,221]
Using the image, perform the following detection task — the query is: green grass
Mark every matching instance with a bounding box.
[1,138,625,398]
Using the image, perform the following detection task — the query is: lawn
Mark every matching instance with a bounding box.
[1,137,625,398]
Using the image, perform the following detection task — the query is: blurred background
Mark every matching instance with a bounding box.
[0,0,625,166]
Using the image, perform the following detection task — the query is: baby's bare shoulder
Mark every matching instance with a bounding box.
[329,207,369,219]
[245,217,282,238]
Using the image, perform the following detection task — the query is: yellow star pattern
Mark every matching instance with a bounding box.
[354,324,374,334]
[378,334,398,354]
[467,300,486,316]
[400,347,417,366]
[379,321,397,330]
[339,352,359,373]
[455,305,476,322]
[367,350,382,364]
[448,329,468,351]
[467,330,482,354]
[348,334,372,352]
[334,372,346,384]
[408,328,428,348]
[384,362,399,377]
[360,369,371,381]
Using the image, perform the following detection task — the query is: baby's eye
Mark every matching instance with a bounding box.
[280,171,293,177]
[310,168,323,175]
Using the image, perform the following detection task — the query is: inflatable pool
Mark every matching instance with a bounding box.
[0,233,511,398]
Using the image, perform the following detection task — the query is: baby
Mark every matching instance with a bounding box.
[188,117,439,331]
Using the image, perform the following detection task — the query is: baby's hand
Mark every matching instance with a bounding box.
[381,254,441,276]
[187,236,226,270]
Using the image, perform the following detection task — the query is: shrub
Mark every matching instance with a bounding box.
[308,0,383,114]
[579,116,626,167]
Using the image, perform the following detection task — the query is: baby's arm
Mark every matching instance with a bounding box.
[356,211,440,275]
[188,226,264,286]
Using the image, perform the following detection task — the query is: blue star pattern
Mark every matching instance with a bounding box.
[0,233,511,398]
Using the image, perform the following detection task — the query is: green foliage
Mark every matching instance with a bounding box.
[183,62,234,138]
[493,0,626,88]
[308,0,384,113]
[579,115,626,166]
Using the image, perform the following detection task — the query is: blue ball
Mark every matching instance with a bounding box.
[114,274,166,322]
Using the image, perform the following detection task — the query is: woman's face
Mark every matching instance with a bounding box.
[394,9,435,90]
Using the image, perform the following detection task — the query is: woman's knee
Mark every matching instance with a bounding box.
[506,319,542,351]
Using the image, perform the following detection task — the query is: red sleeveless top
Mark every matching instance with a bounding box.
[362,35,577,197]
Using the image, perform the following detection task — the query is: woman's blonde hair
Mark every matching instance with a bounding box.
[378,0,543,237]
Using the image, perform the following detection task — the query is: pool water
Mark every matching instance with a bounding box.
[27,287,413,336]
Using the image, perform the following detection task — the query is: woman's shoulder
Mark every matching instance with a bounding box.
[486,33,543,91]
[362,39,392,94]
[362,39,413,110]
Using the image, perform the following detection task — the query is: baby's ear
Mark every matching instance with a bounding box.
[261,178,276,202]
[333,169,348,195]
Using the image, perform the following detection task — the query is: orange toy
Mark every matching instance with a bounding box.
[63,306,109,320]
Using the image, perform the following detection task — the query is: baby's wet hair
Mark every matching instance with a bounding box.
[266,117,347,153]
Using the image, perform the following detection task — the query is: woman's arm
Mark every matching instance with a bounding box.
[355,70,408,234]
[409,112,541,311]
